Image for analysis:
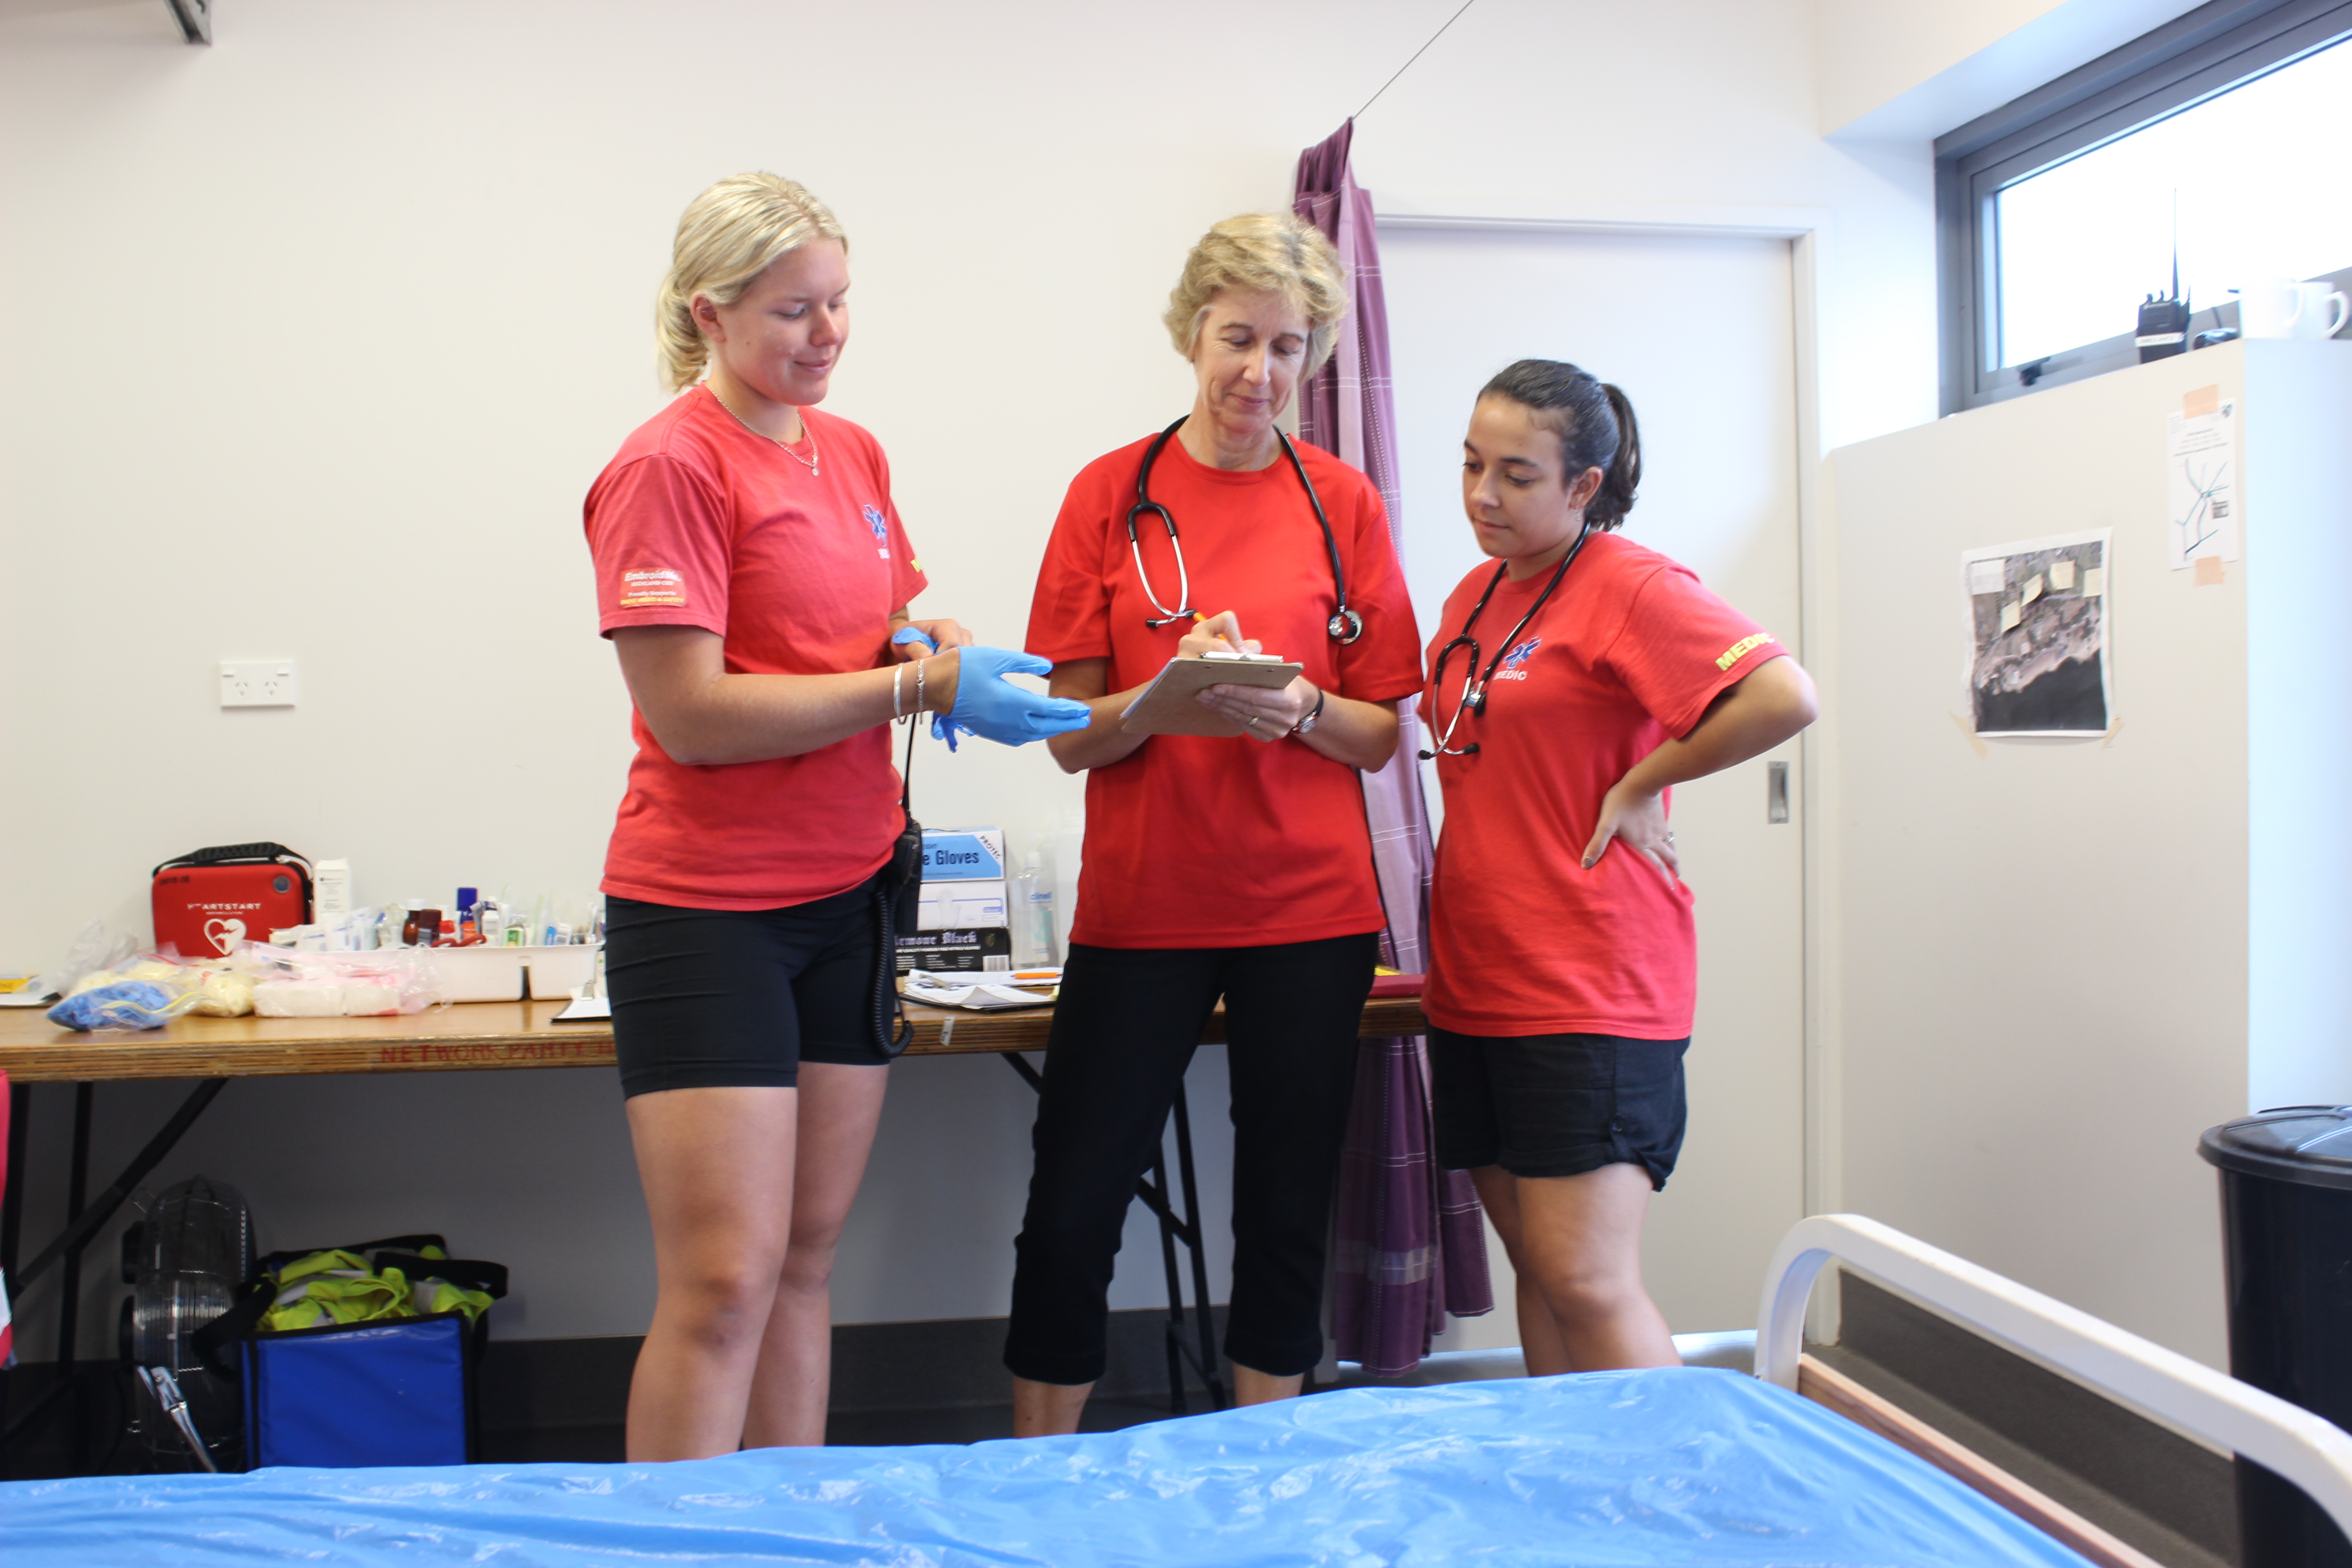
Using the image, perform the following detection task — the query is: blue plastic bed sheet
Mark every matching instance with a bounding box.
[3,1367,2091,1568]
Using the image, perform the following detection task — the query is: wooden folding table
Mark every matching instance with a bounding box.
[0,991,1429,1468]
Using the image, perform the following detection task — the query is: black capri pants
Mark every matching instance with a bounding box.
[1003,932,1378,1387]
[605,877,896,1098]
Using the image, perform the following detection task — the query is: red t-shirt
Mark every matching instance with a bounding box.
[1028,432,1425,948]
[584,388,928,910]
[1420,534,1784,1039]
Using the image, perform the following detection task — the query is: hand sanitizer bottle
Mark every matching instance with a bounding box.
[1015,850,1059,967]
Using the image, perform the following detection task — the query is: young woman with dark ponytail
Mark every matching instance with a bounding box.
[1419,359,1816,1375]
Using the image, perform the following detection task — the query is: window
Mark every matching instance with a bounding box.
[1939,0,2352,412]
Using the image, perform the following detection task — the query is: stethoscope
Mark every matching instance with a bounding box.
[1127,416,1363,644]
[1418,518,1594,760]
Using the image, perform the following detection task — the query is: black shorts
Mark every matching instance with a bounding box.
[1429,1027,1689,1188]
[606,879,895,1098]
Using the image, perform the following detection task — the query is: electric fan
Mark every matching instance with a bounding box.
[119,1175,251,1470]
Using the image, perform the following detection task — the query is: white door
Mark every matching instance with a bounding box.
[1381,225,1805,1341]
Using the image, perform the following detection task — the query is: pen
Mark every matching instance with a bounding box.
[1194,609,1252,656]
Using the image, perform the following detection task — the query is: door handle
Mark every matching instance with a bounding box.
[1767,760,1790,824]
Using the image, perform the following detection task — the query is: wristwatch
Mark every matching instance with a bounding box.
[1291,687,1327,736]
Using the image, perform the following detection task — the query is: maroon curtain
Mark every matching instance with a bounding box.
[1294,120,1492,1376]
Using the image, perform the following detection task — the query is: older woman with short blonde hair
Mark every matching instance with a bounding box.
[1006,212,1426,1435]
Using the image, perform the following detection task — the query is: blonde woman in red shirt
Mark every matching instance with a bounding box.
[584,173,1086,1460]
[1420,360,1816,1375]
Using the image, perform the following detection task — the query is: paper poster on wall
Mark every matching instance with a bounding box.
[2166,393,2238,568]
[1960,529,2112,737]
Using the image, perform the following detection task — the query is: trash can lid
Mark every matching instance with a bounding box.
[2200,1107,2352,1189]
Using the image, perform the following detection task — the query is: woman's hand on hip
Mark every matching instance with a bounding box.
[1574,655,1819,881]
[1583,779,1679,883]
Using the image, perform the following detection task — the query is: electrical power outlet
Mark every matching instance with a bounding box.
[219,659,297,708]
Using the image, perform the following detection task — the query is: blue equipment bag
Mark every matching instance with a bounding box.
[245,1313,473,1469]
[195,1233,505,1470]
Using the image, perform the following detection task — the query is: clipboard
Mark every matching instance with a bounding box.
[1119,654,1303,737]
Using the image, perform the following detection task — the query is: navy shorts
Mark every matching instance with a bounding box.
[606,878,894,1098]
[1429,1027,1690,1188]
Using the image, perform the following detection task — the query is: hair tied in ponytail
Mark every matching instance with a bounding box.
[1593,382,1642,530]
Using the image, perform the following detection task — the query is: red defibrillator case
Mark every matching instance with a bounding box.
[152,843,314,959]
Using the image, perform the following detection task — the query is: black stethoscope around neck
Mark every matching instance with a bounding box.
[1418,517,1595,760]
[1127,416,1363,644]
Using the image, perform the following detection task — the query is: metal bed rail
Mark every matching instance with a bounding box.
[1757,1213,2352,1547]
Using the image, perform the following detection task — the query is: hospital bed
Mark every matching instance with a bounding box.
[6,1213,2350,1568]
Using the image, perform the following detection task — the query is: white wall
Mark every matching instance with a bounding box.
[1820,340,2352,1368]
[2244,342,2352,1112]
[1,0,1951,1349]
[1815,0,2211,139]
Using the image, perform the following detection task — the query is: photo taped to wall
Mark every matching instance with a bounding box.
[1960,529,2113,737]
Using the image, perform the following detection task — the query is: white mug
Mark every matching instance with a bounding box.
[2293,279,2350,340]
[2242,275,2351,339]
[2241,276,2305,338]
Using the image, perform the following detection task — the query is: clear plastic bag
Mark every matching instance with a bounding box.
[80,949,255,1019]
[29,917,140,1004]
[40,939,446,1026]
[236,945,445,1017]
[186,967,257,1017]
[47,963,206,1031]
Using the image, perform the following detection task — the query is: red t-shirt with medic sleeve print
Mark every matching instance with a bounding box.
[1028,432,1425,948]
[1420,533,1784,1039]
[584,387,928,910]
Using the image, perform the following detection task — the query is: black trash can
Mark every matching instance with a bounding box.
[2200,1107,2352,1568]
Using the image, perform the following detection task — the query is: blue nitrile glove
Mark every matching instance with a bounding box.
[891,625,939,654]
[934,645,1092,748]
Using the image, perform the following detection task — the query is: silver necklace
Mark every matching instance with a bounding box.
[712,387,819,476]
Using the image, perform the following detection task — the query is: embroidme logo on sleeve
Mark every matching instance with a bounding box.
[619,568,687,608]
[1715,632,1776,671]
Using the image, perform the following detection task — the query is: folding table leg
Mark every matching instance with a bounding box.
[1169,1084,1227,1411]
[0,1079,26,1471]
[1,1080,28,1284]
[1150,1144,1189,1416]
[59,1083,93,1471]
[59,1083,92,1367]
